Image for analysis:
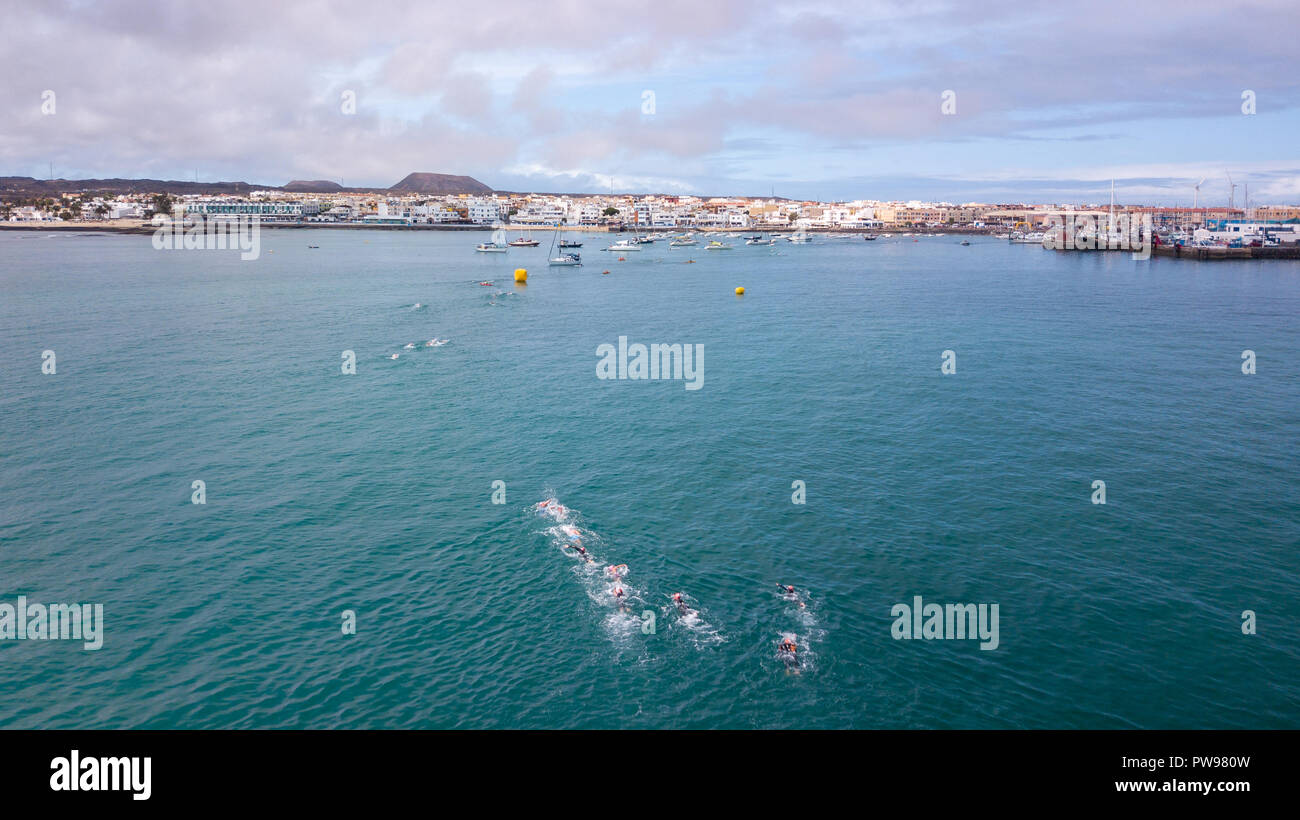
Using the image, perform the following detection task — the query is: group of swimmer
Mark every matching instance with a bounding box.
[776,583,808,670]
[536,498,701,622]
[389,337,449,359]
[537,497,809,668]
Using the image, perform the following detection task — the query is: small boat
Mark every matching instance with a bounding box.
[475,242,508,253]
[549,252,582,266]
[786,233,812,244]
[745,237,776,245]
[558,239,583,248]
[508,237,540,247]
[669,235,697,247]
[960,239,970,245]
[862,234,877,241]
[705,240,733,250]
[1010,231,1044,244]
[605,240,641,252]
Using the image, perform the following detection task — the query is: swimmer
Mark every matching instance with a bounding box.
[561,525,581,541]
[425,339,437,347]
[778,638,799,665]
[606,564,628,578]
[611,586,626,601]
[672,592,693,616]
[389,353,399,360]
[778,583,807,608]
[404,342,415,349]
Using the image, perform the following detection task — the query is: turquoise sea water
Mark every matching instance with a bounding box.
[1,228,1297,729]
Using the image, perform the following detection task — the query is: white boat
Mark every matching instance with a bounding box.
[786,233,812,243]
[1010,231,1044,244]
[475,242,508,253]
[705,240,733,250]
[669,236,697,247]
[745,237,776,245]
[605,240,641,252]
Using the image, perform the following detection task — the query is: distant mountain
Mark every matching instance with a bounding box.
[388,172,492,195]
[283,180,344,193]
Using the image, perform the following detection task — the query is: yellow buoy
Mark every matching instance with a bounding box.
[735,286,745,295]
[514,268,527,284]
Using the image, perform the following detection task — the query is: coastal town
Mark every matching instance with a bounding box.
[4,182,1299,238]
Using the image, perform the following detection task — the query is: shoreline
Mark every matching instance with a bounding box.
[0,221,1004,236]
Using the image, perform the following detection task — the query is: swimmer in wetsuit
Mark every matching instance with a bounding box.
[778,638,799,667]
[778,583,806,608]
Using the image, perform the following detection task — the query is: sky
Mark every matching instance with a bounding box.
[3,0,1298,205]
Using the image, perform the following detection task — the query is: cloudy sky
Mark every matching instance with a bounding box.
[4,0,1298,203]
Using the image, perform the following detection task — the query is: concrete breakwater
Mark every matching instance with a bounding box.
[1153,244,1300,260]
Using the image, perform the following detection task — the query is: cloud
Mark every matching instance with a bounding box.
[1,0,1296,201]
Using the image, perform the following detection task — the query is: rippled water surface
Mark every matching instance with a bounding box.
[1,229,1297,728]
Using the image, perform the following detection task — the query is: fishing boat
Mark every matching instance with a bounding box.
[558,239,582,248]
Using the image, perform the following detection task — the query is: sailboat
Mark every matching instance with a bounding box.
[547,222,581,266]
[509,226,540,247]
